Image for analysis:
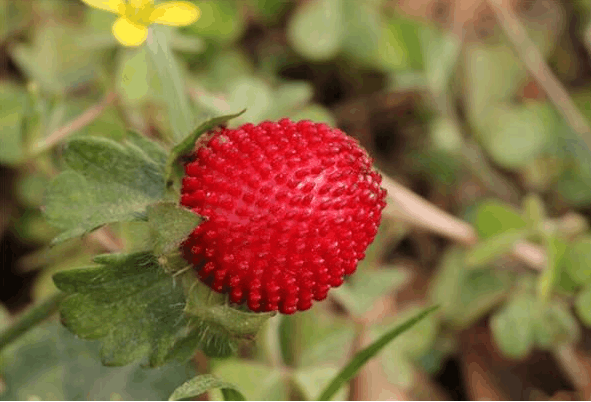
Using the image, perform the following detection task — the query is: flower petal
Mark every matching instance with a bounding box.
[112,17,149,46]
[80,0,125,14]
[150,1,200,26]
[129,0,153,9]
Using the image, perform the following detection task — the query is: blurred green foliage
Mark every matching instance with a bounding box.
[3,0,591,399]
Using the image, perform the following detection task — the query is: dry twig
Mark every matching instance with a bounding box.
[33,91,118,154]
[487,0,591,152]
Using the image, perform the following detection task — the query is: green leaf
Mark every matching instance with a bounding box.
[374,305,439,360]
[379,346,415,388]
[533,300,580,348]
[145,27,194,142]
[164,110,246,184]
[341,0,381,65]
[293,366,348,401]
[553,96,591,206]
[522,193,546,228]
[420,26,460,94]
[205,50,255,92]
[182,275,273,338]
[247,0,289,23]
[537,235,567,301]
[376,18,410,71]
[52,251,188,366]
[185,0,245,44]
[292,309,355,368]
[287,0,344,61]
[291,104,336,127]
[117,47,152,104]
[317,305,438,401]
[48,248,270,365]
[431,248,511,328]
[477,102,556,169]
[465,228,528,268]
[210,360,287,401]
[228,77,273,124]
[124,130,168,169]
[147,202,201,256]
[330,268,409,317]
[169,374,245,401]
[1,322,196,401]
[429,117,463,154]
[564,237,591,285]
[0,83,27,165]
[464,43,527,118]
[575,286,591,327]
[0,1,29,42]
[44,136,166,243]
[9,23,99,94]
[490,295,535,359]
[384,17,424,70]
[169,31,206,54]
[264,81,314,121]
[473,199,527,239]
[457,269,512,328]
[429,248,464,318]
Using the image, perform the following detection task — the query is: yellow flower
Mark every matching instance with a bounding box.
[81,0,200,47]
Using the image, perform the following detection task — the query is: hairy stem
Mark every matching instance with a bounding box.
[0,292,66,351]
[32,91,117,155]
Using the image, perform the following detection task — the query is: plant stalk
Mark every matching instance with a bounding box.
[0,292,66,352]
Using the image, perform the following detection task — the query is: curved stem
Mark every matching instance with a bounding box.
[380,173,547,270]
[31,91,117,156]
[0,292,66,351]
[380,173,478,246]
[487,0,591,148]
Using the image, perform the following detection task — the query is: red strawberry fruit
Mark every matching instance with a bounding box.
[180,119,387,314]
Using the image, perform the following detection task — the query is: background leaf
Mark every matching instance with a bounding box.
[317,305,438,401]
[0,322,196,400]
[465,228,529,268]
[472,199,527,239]
[576,286,591,326]
[287,0,344,61]
[210,360,287,401]
[564,237,591,285]
[0,84,27,165]
[292,365,349,401]
[145,27,194,142]
[330,267,409,317]
[490,295,535,359]
[169,374,246,401]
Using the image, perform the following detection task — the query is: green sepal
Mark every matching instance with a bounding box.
[146,202,201,256]
[180,272,274,338]
[164,110,246,186]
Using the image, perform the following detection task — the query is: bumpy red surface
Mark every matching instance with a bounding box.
[180,119,387,314]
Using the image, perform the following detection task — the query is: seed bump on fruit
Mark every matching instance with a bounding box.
[180,118,387,314]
